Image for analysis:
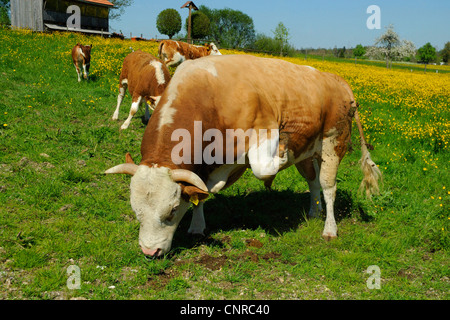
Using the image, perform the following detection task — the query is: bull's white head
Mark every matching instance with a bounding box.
[105,161,209,257]
[208,43,222,56]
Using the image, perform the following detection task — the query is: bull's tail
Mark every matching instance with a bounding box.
[354,106,382,198]
[158,41,164,59]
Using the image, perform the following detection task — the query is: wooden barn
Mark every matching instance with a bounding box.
[10,0,114,36]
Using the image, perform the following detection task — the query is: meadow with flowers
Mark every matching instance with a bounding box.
[0,28,448,300]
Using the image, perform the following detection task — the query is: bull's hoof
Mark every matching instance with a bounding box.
[322,233,338,241]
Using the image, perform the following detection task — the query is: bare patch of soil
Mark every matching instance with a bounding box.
[196,254,228,271]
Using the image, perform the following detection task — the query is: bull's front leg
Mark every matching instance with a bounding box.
[188,202,205,235]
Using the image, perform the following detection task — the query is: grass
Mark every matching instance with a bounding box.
[0,28,449,300]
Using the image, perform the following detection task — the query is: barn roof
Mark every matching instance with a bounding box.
[78,0,115,7]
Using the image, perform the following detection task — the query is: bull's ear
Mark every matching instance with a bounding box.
[181,185,209,205]
[125,152,135,164]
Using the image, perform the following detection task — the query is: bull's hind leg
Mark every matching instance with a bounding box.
[82,63,89,80]
[74,63,82,82]
[112,80,127,121]
[295,157,323,218]
[120,94,141,130]
[319,135,341,240]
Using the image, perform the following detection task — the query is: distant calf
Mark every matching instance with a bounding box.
[112,50,171,130]
[158,40,221,67]
[72,43,92,82]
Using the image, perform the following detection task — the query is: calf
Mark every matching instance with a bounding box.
[112,50,171,130]
[158,40,221,67]
[72,43,92,82]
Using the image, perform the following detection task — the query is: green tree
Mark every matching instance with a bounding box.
[441,41,450,63]
[417,42,437,72]
[0,0,10,26]
[199,6,255,49]
[272,22,290,56]
[253,33,295,56]
[366,24,400,68]
[185,11,210,40]
[353,44,366,58]
[157,8,182,39]
[109,0,134,21]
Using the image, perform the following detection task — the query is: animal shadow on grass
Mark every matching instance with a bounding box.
[172,188,358,251]
[87,74,100,82]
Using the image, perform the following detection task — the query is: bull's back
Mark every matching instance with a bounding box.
[172,55,347,131]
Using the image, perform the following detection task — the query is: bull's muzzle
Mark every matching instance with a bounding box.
[141,247,162,257]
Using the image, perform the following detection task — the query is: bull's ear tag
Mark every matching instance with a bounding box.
[189,194,199,206]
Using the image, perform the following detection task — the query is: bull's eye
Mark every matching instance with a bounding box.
[165,205,178,222]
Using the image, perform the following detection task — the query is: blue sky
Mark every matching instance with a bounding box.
[111,0,450,49]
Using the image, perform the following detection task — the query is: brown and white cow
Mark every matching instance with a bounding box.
[105,55,381,257]
[112,50,171,130]
[72,43,92,82]
[158,40,221,67]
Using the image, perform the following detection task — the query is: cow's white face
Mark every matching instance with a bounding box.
[209,43,222,56]
[130,166,190,257]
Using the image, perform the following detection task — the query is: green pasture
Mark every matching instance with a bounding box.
[0,29,448,300]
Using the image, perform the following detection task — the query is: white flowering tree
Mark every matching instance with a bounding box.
[365,25,416,68]
[392,40,416,62]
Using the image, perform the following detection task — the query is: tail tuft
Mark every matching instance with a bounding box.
[354,108,382,199]
[358,150,382,198]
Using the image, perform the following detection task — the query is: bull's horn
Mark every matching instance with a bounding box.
[170,169,208,192]
[105,163,138,175]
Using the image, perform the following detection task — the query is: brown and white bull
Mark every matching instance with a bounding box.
[112,50,171,130]
[72,43,92,82]
[105,55,381,257]
[158,40,221,67]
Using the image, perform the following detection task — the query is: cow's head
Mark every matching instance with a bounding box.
[105,162,209,257]
[207,43,222,56]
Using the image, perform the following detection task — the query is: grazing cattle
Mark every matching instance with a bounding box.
[158,40,221,67]
[112,50,171,130]
[105,55,381,257]
[72,43,92,82]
